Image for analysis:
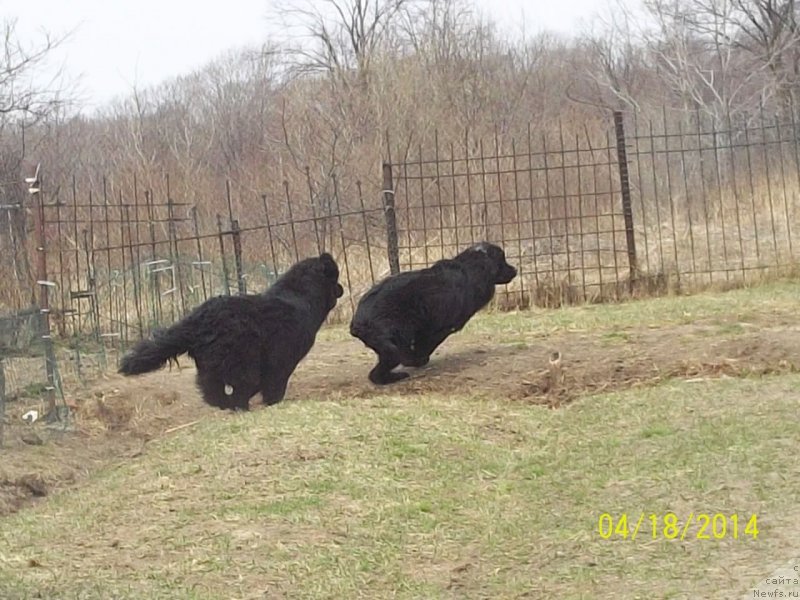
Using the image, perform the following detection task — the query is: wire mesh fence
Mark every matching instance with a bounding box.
[1,108,799,404]
[388,109,800,306]
[387,122,632,307]
[35,172,391,345]
[628,108,800,289]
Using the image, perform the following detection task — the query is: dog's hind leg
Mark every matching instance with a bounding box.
[260,374,289,406]
[259,361,298,406]
[353,324,411,385]
[226,368,262,411]
[197,370,255,411]
[368,346,410,385]
[403,328,453,368]
[196,370,228,409]
[227,386,255,411]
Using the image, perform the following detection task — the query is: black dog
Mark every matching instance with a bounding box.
[118,253,344,410]
[350,241,517,385]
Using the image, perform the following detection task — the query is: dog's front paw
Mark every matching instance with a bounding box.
[403,355,430,368]
[369,369,410,385]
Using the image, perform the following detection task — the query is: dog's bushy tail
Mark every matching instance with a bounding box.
[118,322,192,376]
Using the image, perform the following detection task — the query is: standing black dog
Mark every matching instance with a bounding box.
[350,241,517,385]
[118,253,344,410]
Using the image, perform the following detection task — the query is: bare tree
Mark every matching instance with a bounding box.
[571,3,649,112]
[0,19,72,123]
[0,19,73,308]
[266,0,420,222]
[727,0,800,109]
[271,0,412,84]
[635,0,800,118]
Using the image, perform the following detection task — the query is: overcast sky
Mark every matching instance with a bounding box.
[3,0,605,111]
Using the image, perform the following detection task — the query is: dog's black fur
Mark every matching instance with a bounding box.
[118,253,344,410]
[349,242,517,385]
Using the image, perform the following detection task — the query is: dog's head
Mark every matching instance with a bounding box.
[317,252,345,308]
[469,242,517,284]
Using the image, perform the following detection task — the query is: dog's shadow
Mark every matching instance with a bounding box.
[399,343,523,382]
[298,344,525,401]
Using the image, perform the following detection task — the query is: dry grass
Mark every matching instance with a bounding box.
[1,280,800,598]
[1,377,799,599]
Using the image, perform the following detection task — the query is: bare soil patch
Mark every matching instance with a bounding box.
[1,308,797,517]
[300,316,800,407]
[0,368,216,517]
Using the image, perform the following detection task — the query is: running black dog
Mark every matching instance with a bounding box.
[350,242,517,385]
[119,253,344,410]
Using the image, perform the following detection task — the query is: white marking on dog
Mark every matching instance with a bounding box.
[224,384,234,396]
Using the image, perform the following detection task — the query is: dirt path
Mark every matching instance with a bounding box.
[300,317,800,406]
[2,309,798,517]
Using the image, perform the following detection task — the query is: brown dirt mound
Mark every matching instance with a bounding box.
[297,322,800,407]
[2,313,799,517]
[0,369,215,517]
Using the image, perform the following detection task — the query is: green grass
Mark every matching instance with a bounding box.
[1,376,800,599]
[3,280,800,599]
[319,278,800,343]
[469,278,799,336]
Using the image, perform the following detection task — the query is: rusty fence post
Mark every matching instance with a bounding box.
[166,179,186,316]
[382,161,400,275]
[0,357,5,447]
[613,111,638,290]
[231,218,246,295]
[31,167,58,418]
[216,214,231,296]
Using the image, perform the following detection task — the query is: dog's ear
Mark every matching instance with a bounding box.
[472,242,490,254]
[318,252,339,279]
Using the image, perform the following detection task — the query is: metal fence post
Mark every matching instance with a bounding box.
[382,161,400,274]
[31,168,58,417]
[614,111,638,289]
[166,181,186,315]
[231,218,246,295]
[0,357,5,448]
[216,214,231,296]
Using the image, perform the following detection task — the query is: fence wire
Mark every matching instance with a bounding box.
[0,109,797,390]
